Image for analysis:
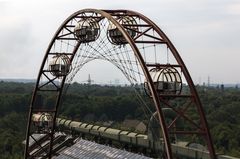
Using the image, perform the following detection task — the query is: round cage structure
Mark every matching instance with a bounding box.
[32,113,53,132]
[148,108,184,143]
[107,16,138,45]
[74,18,100,43]
[49,54,71,77]
[144,67,182,97]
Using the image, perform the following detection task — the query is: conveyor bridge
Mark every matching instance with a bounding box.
[55,118,239,159]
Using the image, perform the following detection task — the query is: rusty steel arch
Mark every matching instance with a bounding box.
[24,9,216,159]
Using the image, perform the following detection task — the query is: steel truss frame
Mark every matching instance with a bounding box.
[24,9,216,159]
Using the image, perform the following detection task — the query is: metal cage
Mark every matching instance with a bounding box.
[49,54,71,77]
[74,18,100,43]
[107,16,138,45]
[144,67,182,97]
[32,113,53,133]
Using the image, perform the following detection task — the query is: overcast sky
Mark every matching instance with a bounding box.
[0,0,239,84]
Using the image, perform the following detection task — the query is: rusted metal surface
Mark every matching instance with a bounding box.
[24,9,216,159]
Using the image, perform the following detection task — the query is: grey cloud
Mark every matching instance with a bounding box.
[0,22,39,78]
[0,0,239,83]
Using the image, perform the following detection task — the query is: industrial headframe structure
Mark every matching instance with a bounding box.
[24,9,217,159]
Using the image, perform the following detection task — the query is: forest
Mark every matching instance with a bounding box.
[0,81,239,158]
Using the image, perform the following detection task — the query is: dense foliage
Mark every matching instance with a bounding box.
[0,81,239,158]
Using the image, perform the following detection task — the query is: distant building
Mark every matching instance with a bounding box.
[121,119,147,133]
[102,121,114,127]
[97,114,114,127]
[235,84,238,89]
[221,84,224,91]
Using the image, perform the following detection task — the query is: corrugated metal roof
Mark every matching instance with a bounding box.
[22,133,46,146]
[55,139,152,159]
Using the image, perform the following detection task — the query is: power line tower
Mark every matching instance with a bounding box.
[208,76,210,87]
[87,74,94,85]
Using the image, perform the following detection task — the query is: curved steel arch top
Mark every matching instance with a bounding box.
[24,9,216,159]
